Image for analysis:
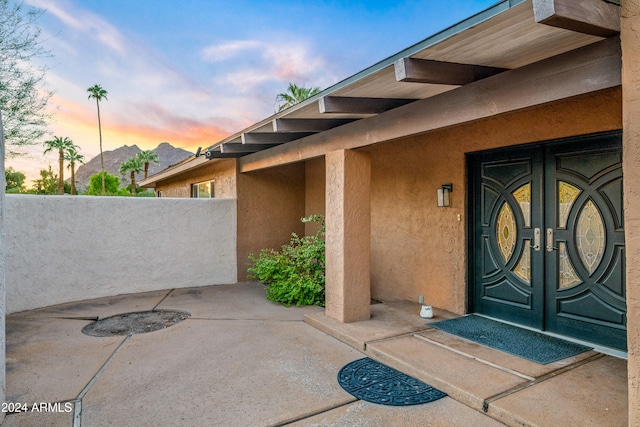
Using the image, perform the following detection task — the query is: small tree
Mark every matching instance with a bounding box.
[86,171,120,195]
[43,136,75,194]
[248,215,325,307]
[30,166,59,194]
[136,150,159,180]
[0,0,53,155]
[64,148,84,195]
[5,167,25,192]
[119,157,143,195]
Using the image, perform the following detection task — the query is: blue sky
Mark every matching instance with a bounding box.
[9,0,497,182]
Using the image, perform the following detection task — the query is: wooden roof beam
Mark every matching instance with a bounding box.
[394,58,507,85]
[241,132,316,144]
[205,149,243,159]
[319,96,418,114]
[240,37,621,173]
[220,143,280,153]
[273,118,356,132]
[533,0,620,37]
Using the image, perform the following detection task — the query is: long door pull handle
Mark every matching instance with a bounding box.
[546,228,558,252]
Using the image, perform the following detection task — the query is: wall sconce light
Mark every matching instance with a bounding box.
[437,184,453,207]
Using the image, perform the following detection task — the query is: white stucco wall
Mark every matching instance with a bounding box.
[0,112,7,423]
[5,195,237,313]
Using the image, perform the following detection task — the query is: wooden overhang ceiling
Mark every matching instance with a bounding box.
[197,0,619,161]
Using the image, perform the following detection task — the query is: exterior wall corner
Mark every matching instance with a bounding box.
[622,0,640,424]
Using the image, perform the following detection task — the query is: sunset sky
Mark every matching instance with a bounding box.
[7,0,497,184]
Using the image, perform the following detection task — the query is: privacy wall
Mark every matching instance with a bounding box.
[5,195,237,313]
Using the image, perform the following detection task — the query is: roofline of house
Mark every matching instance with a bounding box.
[209,0,526,149]
[141,0,526,187]
[139,155,208,187]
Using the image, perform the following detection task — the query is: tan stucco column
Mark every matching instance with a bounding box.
[622,1,640,425]
[325,149,371,323]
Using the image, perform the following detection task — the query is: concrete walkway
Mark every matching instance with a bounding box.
[4,283,502,427]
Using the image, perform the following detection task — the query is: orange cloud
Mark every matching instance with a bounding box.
[50,95,231,151]
[99,121,229,153]
[6,97,231,186]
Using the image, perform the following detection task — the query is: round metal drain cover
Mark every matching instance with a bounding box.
[82,310,190,337]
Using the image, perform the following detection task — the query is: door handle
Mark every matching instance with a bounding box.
[546,228,558,252]
[531,228,541,251]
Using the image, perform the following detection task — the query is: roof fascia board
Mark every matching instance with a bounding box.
[139,155,209,187]
[210,0,527,148]
[239,36,621,173]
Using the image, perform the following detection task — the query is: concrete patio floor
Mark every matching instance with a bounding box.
[3,282,627,426]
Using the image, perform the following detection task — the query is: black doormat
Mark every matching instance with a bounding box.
[430,315,592,364]
[337,358,446,406]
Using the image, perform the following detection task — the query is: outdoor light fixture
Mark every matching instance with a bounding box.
[437,184,453,207]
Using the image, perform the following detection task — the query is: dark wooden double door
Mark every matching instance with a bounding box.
[471,132,626,350]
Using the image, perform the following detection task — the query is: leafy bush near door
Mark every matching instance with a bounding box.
[248,215,325,307]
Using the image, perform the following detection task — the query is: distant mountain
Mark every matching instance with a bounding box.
[74,142,193,190]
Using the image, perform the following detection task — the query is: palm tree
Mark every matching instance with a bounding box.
[275,83,321,112]
[87,84,108,194]
[119,157,144,195]
[65,148,85,195]
[136,150,159,180]
[43,136,75,195]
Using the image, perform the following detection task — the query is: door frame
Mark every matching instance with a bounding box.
[466,130,625,348]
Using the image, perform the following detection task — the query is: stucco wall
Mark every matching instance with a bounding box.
[154,159,237,198]
[622,0,640,424]
[152,159,307,283]
[368,88,622,313]
[236,163,306,281]
[305,157,326,236]
[5,195,237,313]
[0,112,6,423]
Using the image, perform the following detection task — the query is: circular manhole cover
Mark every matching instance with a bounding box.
[82,310,191,337]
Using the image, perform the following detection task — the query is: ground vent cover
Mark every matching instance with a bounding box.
[82,310,190,337]
[338,358,446,406]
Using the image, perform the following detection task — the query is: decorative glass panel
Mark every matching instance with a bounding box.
[558,242,581,289]
[558,182,581,228]
[496,202,517,263]
[514,239,531,283]
[576,200,605,275]
[512,183,531,227]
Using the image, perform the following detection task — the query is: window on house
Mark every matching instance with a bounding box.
[191,181,215,198]
[156,190,162,197]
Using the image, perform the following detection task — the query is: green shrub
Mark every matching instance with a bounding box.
[248,215,325,307]
[85,172,122,195]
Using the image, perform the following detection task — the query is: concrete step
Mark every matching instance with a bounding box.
[305,302,628,427]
